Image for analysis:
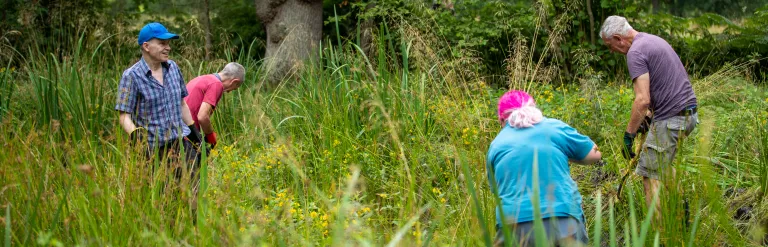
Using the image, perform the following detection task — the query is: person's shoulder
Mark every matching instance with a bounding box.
[540,117,565,127]
[121,67,133,77]
[122,60,144,77]
[166,59,184,73]
[636,32,669,47]
[188,74,206,83]
[489,126,514,144]
[538,118,576,133]
[628,39,649,58]
[488,131,511,153]
[641,32,663,40]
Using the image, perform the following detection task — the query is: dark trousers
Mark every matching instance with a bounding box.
[147,137,202,220]
[151,137,201,185]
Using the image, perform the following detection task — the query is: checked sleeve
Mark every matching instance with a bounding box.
[115,70,138,113]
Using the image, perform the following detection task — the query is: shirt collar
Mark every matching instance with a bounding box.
[138,57,170,76]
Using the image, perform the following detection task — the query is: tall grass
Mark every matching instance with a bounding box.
[1,14,767,247]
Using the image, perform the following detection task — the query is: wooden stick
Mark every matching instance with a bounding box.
[616,132,647,200]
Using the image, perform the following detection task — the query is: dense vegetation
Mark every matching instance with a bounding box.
[1,0,767,246]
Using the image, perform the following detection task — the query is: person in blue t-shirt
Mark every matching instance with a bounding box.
[487,90,602,246]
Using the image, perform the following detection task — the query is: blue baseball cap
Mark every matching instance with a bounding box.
[137,22,179,45]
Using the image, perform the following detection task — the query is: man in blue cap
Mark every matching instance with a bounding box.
[115,22,203,214]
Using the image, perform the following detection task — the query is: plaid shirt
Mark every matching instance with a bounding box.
[115,58,190,148]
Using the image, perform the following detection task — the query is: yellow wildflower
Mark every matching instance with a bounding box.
[432,188,441,194]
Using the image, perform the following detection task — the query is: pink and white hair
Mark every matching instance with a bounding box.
[497,90,543,128]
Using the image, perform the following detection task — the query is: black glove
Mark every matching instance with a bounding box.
[623,132,636,159]
[637,116,653,134]
[187,124,202,144]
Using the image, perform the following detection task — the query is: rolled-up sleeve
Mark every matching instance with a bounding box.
[115,70,138,113]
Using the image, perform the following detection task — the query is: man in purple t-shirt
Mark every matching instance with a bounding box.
[600,16,698,218]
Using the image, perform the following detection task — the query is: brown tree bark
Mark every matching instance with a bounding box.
[255,0,323,85]
[359,2,376,61]
[586,0,595,45]
[201,0,213,60]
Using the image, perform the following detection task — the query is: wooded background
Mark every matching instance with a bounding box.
[1,0,766,85]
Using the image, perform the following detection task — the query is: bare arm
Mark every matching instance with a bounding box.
[627,73,651,134]
[197,102,215,134]
[119,112,137,134]
[181,100,195,126]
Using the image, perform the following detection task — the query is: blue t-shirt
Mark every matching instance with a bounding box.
[486,118,594,225]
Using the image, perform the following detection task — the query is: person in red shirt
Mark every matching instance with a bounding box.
[184,62,245,148]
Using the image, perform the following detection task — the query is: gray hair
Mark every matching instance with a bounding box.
[220,62,245,81]
[600,16,633,38]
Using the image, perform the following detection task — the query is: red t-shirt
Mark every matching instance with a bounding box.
[184,74,224,128]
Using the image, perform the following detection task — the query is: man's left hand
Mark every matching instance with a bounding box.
[187,124,202,144]
[623,132,636,159]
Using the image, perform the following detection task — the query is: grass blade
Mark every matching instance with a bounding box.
[460,150,492,246]
[4,204,10,247]
[686,202,702,247]
[531,149,548,246]
[609,198,616,247]
[384,205,430,247]
[593,191,603,247]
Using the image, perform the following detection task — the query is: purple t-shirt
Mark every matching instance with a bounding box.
[627,32,697,121]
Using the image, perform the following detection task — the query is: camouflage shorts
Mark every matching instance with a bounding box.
[635,113,698,180]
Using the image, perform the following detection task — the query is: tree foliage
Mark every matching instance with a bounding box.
[336,0,767,83]
[2,0,766,82]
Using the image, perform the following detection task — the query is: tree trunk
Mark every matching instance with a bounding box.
[672,0,684,16]
[544,0,571,81]
[201,0,213,60]
[359,2,376,62]
[255,0,323,85]
[652,0,660,13]
[586,0,595,45]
